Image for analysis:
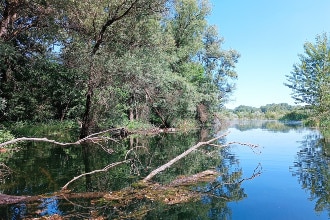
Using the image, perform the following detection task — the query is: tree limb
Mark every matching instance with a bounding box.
[92,0,139,55]
[142,132,230,182]
[62,160,130,190]
[0,127,121,148]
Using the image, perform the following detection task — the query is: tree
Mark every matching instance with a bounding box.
[199,25,240,108]
[285,33,330,118]
[159,0,239,126]
[0,0,70,121]
[56,0,167,138]
[1,0,240,133]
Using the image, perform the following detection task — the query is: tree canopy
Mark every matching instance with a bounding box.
[0,0,240,136]
[285,33,330,122]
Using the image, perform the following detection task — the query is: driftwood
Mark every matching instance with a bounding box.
[0,194,27,205]
[142,132,229,182]
[58,133,228,190]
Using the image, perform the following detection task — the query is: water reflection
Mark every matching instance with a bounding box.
[3,120,326,219]
[0,129,249,219]
[291,130,330,217]
[39,197,62,216]
[229,120,302,132]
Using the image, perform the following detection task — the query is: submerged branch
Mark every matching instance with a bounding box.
[62,160,130,190]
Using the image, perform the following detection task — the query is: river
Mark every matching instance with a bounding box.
[0,120,329,219]
[223,120,329,219]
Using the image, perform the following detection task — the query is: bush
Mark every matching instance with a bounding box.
[280,111,308,122]
[125,120,155,131]
[0,129,15,143]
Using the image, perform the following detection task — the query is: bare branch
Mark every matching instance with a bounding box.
[0,137,80,148]
[204,163,262,194]
[224,141,261,154]
[0,128,121,148]
[62,160,130,190]
[142,132,230,182]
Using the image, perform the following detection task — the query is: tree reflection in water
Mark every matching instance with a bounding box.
[291,130,330,217]
[0,129,255,219]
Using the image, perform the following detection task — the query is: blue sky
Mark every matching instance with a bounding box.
[208,0,330,109]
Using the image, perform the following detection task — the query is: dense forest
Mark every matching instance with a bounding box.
[0,0,240,138]
[1,0,329,139]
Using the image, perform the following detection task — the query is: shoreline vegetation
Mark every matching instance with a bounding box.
[0,107,326,219]
[0,102,322,147]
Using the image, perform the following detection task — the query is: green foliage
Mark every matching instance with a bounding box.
[226,103,305,120]
[285,33,330,124]
[125,120,155,132]
[2,56,85,121]
[0,129,15,143]
[9,120,79,142]
[0,0,240,134]
[172,119,198,131]
[279,111,308,122]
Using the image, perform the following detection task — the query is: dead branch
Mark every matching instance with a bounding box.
[0,128,121,148]
[238,163,262,184]
[224,141,261,154]
[204,163,262,194]
[142,132,230,182]
[62,160,130,190]
[0,137,81,148]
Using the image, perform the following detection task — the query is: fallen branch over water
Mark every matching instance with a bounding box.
[0,128,121,148]
[142,132,230,182]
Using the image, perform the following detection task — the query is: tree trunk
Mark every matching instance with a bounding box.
[80,88,93,139]
[0,0,17,40]
[129,93,134,121]
[79,1,140,138]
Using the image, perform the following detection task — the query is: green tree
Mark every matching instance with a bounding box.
[285,33,330,122]
[0,0,240,134]
[57,0,167,137]
[159,0,239,126]
[200,25,240,108]
[0,0,70,121]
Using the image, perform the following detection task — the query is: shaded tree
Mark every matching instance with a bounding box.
[0,0,71,121]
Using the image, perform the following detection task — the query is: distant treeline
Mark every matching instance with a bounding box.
[220,103,308,121]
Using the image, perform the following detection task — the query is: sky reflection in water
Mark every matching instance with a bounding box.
[224,121,329,220]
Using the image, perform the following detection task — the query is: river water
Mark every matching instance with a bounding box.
[0,120,329,219]
[223,120,329,220]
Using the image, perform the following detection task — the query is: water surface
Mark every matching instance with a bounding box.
[0,120,329,219]
[224,120,329,219]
